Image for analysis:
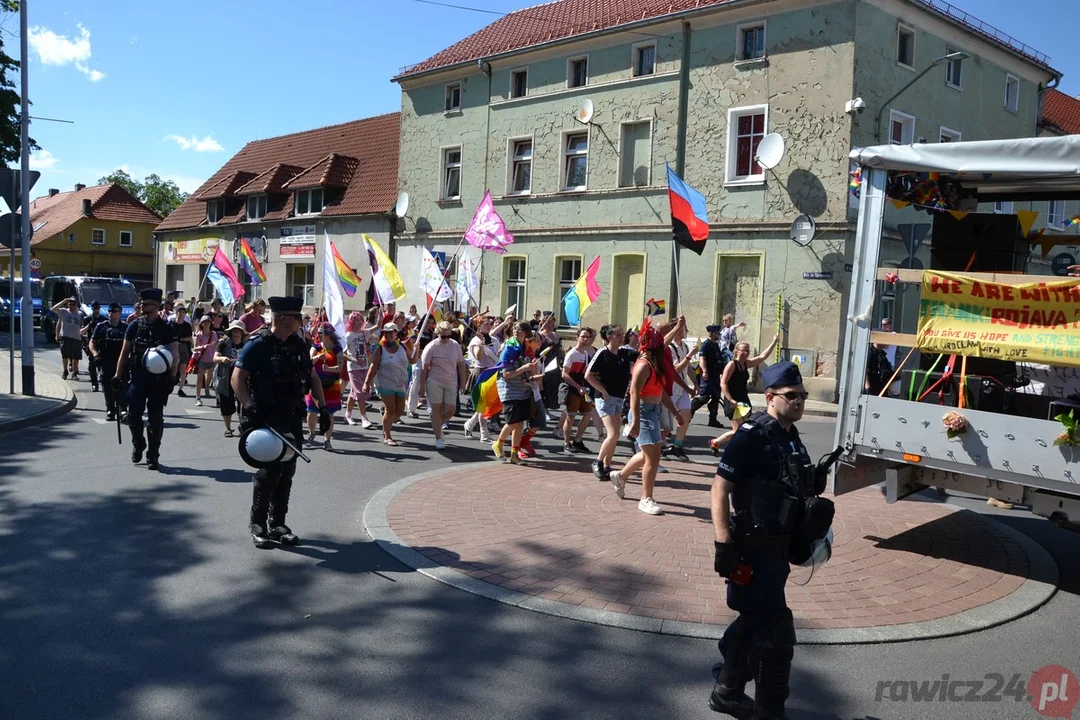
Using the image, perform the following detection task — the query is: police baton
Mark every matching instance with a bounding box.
[266,426,312,464]
[116,410,122,445]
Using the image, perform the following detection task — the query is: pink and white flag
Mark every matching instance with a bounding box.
[463,190,514,254]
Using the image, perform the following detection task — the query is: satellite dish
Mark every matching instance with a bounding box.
[791,214,816,247]
[575,99,594,125]
[755,133,786,170]
[394,192,410,218]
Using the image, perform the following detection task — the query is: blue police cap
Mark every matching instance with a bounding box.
[268,296,303,314]
[140,288,163,303]
[108,302,122,311]
[761,361,803,390]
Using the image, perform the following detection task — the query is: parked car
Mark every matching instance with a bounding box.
[0,276,42,331]
[40,275,139,342]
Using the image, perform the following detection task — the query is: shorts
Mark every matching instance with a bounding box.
[672,391,692,412]
[377,387,407,399]
[724,398,752,421]
[502,397,534,424]
[60,336,83,360]
[220,394,237,417]
[660,407,675,432]
[565,391,594,415]
[628,401,663,447]
[348,368,368,390]
[426,379,457,406]
[177,344,193,367]
[596,396,624,419]
[198,360,215,371]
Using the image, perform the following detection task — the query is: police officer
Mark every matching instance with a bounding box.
[89,302,129,421]
[708,362,832,720]
[232,296,329,548]
[113,289,179,471]
[83,301,107,392]
[692,324,726,428]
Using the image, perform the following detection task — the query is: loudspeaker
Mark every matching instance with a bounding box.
[930,212,1027,273]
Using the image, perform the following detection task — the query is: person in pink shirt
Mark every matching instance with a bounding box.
[418,320,468,450]
[240,298,268,333]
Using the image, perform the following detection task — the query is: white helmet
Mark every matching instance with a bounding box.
[143,346,173,375]
[240,428,286,466]
[794,528,833,568]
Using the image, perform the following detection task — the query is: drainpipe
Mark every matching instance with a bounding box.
[672,21,692,316]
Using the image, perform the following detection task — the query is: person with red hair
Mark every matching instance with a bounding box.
[343,311,374,428]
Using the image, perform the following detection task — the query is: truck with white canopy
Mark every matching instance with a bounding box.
[833,134,1080,528]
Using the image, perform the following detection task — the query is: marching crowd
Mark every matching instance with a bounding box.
[59,291,778,516]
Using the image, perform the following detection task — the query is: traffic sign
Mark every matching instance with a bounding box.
[1052,253,1076,276]
[29,257,40,270]
[0,169,40,248]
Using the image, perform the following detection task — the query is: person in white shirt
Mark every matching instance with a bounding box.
[418,321,469,450]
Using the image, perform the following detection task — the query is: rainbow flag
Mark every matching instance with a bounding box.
[330,241,361,297]
[470,365,504,419]
[239,237,266,285]
[562,256,601,326]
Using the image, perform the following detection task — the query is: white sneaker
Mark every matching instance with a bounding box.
[435,437,446,450]
[360,418,373,430]
[345,415,356,426]
[638,497,663,515]
[195,399,203,407]
[479,434,491,444]
[610,470,626,499]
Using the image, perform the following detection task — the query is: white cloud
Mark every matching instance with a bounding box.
[27,24,106,83]
[29,150,57,170]
[166,134,224,153]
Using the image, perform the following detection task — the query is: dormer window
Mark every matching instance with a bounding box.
[247,194,267,221]
[296,188,323,216]
[206,199,225,224]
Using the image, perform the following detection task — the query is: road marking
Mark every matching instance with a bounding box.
[184,408,212,415]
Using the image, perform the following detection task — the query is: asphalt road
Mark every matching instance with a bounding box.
[1,344,1079,719]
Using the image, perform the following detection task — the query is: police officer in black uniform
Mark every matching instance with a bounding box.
[113,289,179,471]
[708,362,834,720]
[232,296,329,548]
[83,301,107,392]
[90,302,129,421]
[692,324,726,428]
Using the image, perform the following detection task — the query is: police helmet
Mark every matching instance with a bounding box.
[143,346,173,375]
[792,528,833,568]
[238,427,289,468]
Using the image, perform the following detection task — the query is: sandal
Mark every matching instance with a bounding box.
[384,438,399,447]
[224,430,236,438]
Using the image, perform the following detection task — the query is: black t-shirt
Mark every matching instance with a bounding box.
[586,346,638,398]
[91,320,128,359]
[172,320,194,346]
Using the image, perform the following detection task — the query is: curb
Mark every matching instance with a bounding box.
[363,467,1057,645]
[0,382,78,434]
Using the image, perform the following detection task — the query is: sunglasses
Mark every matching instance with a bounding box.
[773,391,809,401]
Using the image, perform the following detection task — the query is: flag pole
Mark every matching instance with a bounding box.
[413,235,468,361]
[671,239,683,314]
[775,293,783,363]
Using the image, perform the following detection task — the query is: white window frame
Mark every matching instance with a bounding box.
[561,130,589,192]
[938,126,961,143]
[945,46,963,90]
[619,119,653,188]
[631,41,656,77]
[510,68,528,99]
[246,194,267,221]
[506,136,533,196]
[503,256,527,314]
[724,104,769,186]
[888,109,916,146]
[554,255,584,327]
[295,188,323,216]
[1004,74,1020,113]
[567,55,589,89]
[896,23,916,69]
[444,82,461,112]
[994,201,1014,214]
[736,20,767,61]
[1047,200,1065,229]
[118,230,133,247]
[289,263,316,307]
[440,145,462,201]
[206,199,225,224]
[91,228,105,246]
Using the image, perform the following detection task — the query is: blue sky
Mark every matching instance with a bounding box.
[14,0,1080,202]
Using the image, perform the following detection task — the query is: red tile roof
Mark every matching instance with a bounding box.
[394,0,1057,80]
[234,163,304,196]
[1042,89,1080,135]
[157,112,401,232]
[282,153,361,190]
[195,170,258,200]
[28,183,162,245]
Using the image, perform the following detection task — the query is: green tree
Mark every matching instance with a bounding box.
[0,1,38,165]
[98,169,189,218]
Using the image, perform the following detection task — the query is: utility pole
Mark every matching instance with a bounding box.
[18,0,32,395]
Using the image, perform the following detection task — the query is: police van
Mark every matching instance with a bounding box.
[0,276,42,330]
[41,275,140,342]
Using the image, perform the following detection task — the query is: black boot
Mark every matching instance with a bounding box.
[708,417,725,428]
[146,425,162,471]
[131,436,146,464]
[269,523,300,545]
[708,684,754,719]
[250,522,274,549]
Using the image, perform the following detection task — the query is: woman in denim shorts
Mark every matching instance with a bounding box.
[584,325,637,480]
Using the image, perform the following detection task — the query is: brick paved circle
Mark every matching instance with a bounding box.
[378,463,1051,639]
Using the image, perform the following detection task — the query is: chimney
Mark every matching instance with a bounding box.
[48,188,59,197]
[74,183,86,192]
[81,199,91,217]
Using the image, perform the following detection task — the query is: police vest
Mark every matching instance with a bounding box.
[737,411,816,536]
[131,317,170,379]
[98,321,128,361]
[248,328,312,416]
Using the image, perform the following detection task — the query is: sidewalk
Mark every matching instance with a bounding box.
[0,348,77,433]
[748,392,837,417]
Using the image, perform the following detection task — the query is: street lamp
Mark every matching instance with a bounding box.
[874,51,971,144]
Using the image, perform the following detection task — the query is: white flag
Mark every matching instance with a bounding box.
[457,251,480,309]
[420,247,453,302]
[321,231,346,345]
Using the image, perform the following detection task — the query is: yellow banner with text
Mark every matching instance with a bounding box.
[917,270,1080,367]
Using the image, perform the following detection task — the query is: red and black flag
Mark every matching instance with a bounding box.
[666,165,710,255]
